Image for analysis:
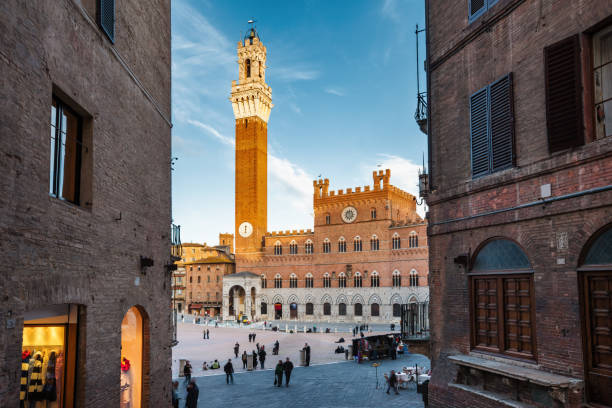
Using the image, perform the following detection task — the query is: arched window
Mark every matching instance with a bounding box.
[289,273,298,288]
[274,241,282,255]
[338,272,346,288]
[189,276,192,283]
[409,231,418,248]
[339,303,347,315]
[338,237,347,253]
[393,303,401,317]
[306,303,314,315]
[371,208,377,219]
[289,240,298,255]
[197,276,201,283]
[370,235,380,251]
[305,273,314,288]
[245,59,251,77]
[392,233,401,249]
[470,238,534,360]
[370,271,380,287]
[121,306,149,408]
[353,236,362,252]
[392,270,401,287]
[354,303,363,316]
[371,303,380,316]
[323,302,331,315]
[323,238,331,253]
[353,271,362,288]
[261,302,267,315]
[410,270,419,286]
[305,239,314,254]
[323,273,331,288]
[261,275,267,289]
[274,274,282,289]
[325,213,331,225]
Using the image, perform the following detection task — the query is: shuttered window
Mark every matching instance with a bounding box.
[544,35,584,152]
[470,74,515,178]
[98,0,115,43]
[469,0,498,23]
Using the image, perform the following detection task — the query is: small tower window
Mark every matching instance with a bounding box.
[246,59,251,78]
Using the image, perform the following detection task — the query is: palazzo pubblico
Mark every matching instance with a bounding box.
[222,27,429,327]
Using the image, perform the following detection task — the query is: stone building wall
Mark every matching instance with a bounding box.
[0,0,172,406]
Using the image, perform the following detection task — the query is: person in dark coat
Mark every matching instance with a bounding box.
[259,346,267,369]
[252,350,258,369]
[224,359,234,384]
[248,333,252,342]
[185,380,199,408]
[183,361,192,385]
[253,333,256,342]
[241,351,248,369]
[206,329,210,339]
[386,370,399,395]
[303,343,311,366]
[234,342,240,358]
[274,360,284,387]
[283,357,294,387]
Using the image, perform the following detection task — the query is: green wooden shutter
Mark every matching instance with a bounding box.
[544,35,583,152]
[490,73,514,171]
[470,87,490,177]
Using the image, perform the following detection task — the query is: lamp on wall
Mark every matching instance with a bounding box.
[453,253,470,268]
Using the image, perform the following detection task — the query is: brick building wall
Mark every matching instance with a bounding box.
[425,0,612,406]
[0,0,172,406]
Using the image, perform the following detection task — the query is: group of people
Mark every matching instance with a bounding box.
[172,378,198,408]
[352,324,370,337]
[202,329,210,340]
[274,358,294,387]
[247,332,257,342]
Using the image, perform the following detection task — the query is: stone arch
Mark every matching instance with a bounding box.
[336,294,348,305]
[351,294,365,305]
[272,294,284,305]
[260,295,269,304]
[304,294,315,304]
[407,295,418,304]
[320,293,333,305]
[287,294,299,304]
[368,294,382,305]
[390,293,403,304]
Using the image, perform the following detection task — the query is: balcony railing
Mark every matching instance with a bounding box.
[415,91,427,134]
[171,223,182,261]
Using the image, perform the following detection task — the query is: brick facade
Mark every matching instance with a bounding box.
[425,0,612,406]
[0,0,172,406]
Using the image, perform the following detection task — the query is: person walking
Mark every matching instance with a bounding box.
[259,346,266,369]
[253,350,258,369]
[185,380,199,408]
[172,381,179,408]
[234,342,240,358]
[253,333,256,342]
[303,343,311,366]
[241,350,248,369]
[386,370,399,395]
[248,333,252,343]
[206,329,210,339]
[283,357,294,387]
[203,329,206,340]
[224,359,234,384]
[274,360,284,387]
[183,361,192,385]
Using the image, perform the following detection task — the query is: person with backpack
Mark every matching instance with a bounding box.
[224,359,234,384]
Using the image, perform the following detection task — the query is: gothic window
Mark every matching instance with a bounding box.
[410,270,419,287]
[305,273,314,288]
[371,303,380,317]
[323,273,331,288]
[371,271,380,287]
[370,235,380,251]
[197,266,201,271]
[469,238,535,360]
[274,274,282,289]
[261,303,267,314]
[392,233,401,249]
[261,275,267,289]
[306,303,314,315]
[371,208,377,219]
[354,303,363,316]
[353,272,362,288]
[393,270,401,287]
[189,276,192,283]
[325,213,331,225]
[339,303,347,316]
[305,240,314,254]
[246,59,251,77]
[338,237,347,253]
[197,276,201,283]
[274,241,283,255]
[290,274,298,288]
[323,302,331,315]
[323,238,331,253]
[393,303,401,317]
[409,232,419,248]
[338,272,346,288]
[289,240,298,255]
[353,236,362,252]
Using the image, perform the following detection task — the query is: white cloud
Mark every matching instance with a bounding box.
[324,87,345,96]
[187,119,235,146]
[381,0,400,21]
[274,66,320,81]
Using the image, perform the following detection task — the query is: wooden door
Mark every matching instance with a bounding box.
[582,270,612,406]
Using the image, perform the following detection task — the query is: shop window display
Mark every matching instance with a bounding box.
[21,304,79,408]
[121,306,146,408]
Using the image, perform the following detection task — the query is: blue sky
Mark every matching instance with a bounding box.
[171,0,427,245]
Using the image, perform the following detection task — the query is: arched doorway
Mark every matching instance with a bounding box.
[274,303,283,319]
[290,303,298,319]
[228,285,245,318]
[120,306,149,408]
[579,225,612,406]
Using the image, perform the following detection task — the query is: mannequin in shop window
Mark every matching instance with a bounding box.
[120,357,131,408]
[28,352,44,407]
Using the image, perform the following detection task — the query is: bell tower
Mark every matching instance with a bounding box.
[231,26,273,254]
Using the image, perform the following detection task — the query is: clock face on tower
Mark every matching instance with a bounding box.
[341,206,358,223]
[239,222,253,238]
